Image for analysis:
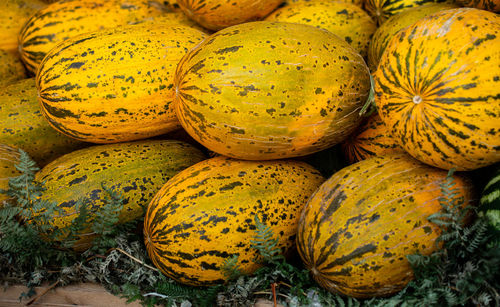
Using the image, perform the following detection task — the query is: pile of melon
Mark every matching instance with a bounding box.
[1,0,499,301]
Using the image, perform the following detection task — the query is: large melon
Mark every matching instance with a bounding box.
[35,140,206,250]
[0,79,86,166]
[18,0,173,74]
[297,154,476,298]
[36,23,207,144]
[174,21,371,160]
[144,156,325,286]
[175,0,284,31]
[265,1,376,58]
[374,8,500,171]
[367,3,458,72]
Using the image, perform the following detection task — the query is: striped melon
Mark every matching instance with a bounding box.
[374,8,500,171]
[0,144,21,207]
[174,21,371,160]
[18,0,172,74]
[342,113,404,163]
[367,3,458,72]
[0,79,86,166]
[0,0,46,53]
[0,50,27,86]
[364,0,448,25]
[175,0,284,31]
[265,1,376,58]
[457,0,500,12]
[35,140,206,251]
[144,156,325,286]
[36,23,207,144]
[297,154,476,298]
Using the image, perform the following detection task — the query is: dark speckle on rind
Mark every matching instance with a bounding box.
[67,62,85,69]
[214,46,243,54]
[68,175,87,186]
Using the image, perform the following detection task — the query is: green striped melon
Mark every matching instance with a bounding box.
[36,23,207,144]
[0,79,86,166]
[174,21,371,160]
[297,154,476,298]
[35,140,206,251]
[144,156,325,286]
[374,8,500,171]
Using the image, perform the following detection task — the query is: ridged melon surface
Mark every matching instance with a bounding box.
[265,1,376,58]
[297,154,476,298]
[0,144,21,207]
[144,156,325,286]
[18,0,172,74]
[35,140,206,250]
[36,23,207,144]
[374,8,500,171]
[174,21,371,160]
[0,79,86,166]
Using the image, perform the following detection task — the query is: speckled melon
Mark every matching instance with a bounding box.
[0,0,46,53]
[374,8,500,171]
[174,21,371,160]
[175,0,284,31]
[0,50,27,86]
[367,3,458,72]
[0,144,21,207]
[342,113,404,163]
[297,154,476,298]
[0,79,86,166]
[18,0,173,74]
[36,23,207,144]
[144,156,325,286]
[35,140,206,251]
[265,1,376,58]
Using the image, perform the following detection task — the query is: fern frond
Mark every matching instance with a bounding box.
[250,215,282,263]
